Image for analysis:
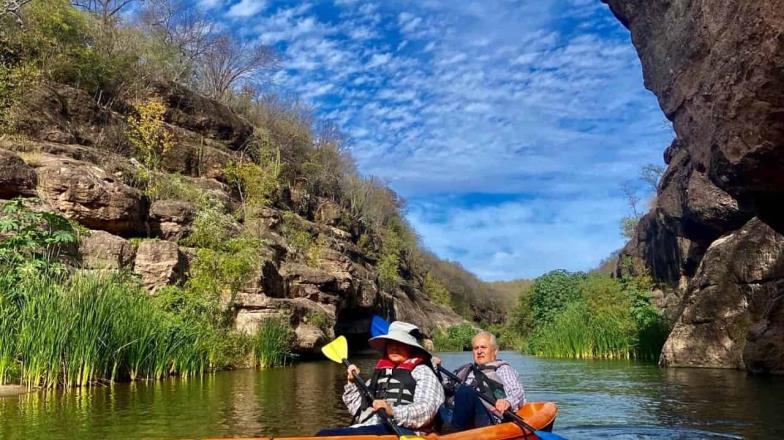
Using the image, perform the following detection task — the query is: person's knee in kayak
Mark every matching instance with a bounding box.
[316,321,444,436]
[434,331,526,431]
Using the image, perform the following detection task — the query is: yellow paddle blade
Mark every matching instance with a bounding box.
[321,335,348,364]
[399,436,426,440]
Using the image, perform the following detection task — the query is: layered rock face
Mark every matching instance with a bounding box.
[604,0,784,373]
[1,81,465,355]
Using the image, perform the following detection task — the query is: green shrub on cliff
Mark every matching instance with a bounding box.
[424,273,451,306]
[281,211,315,259]
[224,132,281,219]
[182,207,237,250]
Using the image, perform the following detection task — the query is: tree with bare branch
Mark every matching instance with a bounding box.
[139,0,217,82]
[199,34,278,101]
[1,0,33,28]
[71,0,138,27]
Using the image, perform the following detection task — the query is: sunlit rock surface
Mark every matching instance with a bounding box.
[605,0,784,372]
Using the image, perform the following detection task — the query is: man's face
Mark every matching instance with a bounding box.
[472,336,497,365]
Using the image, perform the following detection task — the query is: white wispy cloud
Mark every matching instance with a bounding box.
[227,0,267,18]
[218,0,672,279]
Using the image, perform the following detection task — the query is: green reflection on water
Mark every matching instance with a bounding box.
[2,353,783,439]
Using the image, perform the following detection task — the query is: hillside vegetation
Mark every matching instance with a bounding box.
[0,0,509,387]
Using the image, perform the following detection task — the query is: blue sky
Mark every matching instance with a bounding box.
[204,0,673,280]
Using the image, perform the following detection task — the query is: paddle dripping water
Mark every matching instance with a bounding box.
[1,353,782,439]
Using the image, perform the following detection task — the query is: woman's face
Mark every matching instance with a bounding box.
[386,341,411,363]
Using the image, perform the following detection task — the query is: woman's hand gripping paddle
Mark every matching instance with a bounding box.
[369,315,567,440]
[321,336,425,440]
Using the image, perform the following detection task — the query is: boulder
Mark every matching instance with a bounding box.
[12,82,126,150]
[294,323,327,352]
[159,130,236,179]
[315,200,342,226]
[389,289,465,336]
[133,240,185,291]
[660,218,784,369]
[602,0,784,231]
[682,170,750,238]
[149,199,196,240]
[280,262,338,288]
[79,230,135,269]
[745,295,784,374]
[0,140,137,180]
[0,149,37,198]
[603,0,784,373]
[151,81,254,150]
[233,294,335,354]
[34,155,147,236]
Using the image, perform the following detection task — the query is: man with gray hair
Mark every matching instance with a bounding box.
[433,330,526,431]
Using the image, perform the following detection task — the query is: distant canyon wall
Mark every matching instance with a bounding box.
[603,0,784,373]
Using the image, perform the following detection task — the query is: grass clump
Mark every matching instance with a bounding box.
[253,318,295,368]
[0,201,258,388]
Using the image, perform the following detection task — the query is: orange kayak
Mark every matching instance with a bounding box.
[208,401,558,440]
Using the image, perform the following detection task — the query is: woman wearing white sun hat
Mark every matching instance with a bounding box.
[316,321,444,436]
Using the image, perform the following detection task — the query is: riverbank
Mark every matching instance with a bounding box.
[0,385,27,397]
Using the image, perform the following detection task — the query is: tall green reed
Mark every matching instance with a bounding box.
[15,274,69,389]
[528,301,636,359]
[0,295,17,385]
[253,318,295,368]
[6,270,232,388]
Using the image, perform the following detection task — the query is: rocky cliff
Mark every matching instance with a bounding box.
[603,0,784,373]
[0,81,465,355]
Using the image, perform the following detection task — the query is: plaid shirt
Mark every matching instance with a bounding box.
[459,363,526,411]
[343,364,444,430]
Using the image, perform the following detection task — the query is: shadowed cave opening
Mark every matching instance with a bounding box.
[334,308,380,353]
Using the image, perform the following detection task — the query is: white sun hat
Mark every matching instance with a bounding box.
[368,321,429,356]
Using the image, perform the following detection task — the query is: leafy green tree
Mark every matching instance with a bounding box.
[507,287,534,338]
[529,269,583,326]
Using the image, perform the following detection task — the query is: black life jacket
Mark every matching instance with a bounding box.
[455,360,509,405]
[354,357,426,423]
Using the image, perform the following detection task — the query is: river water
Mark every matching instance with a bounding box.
[1,352,782,439]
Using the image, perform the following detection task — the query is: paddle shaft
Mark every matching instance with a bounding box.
[438,365,540,436]
[342,359,406,437]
